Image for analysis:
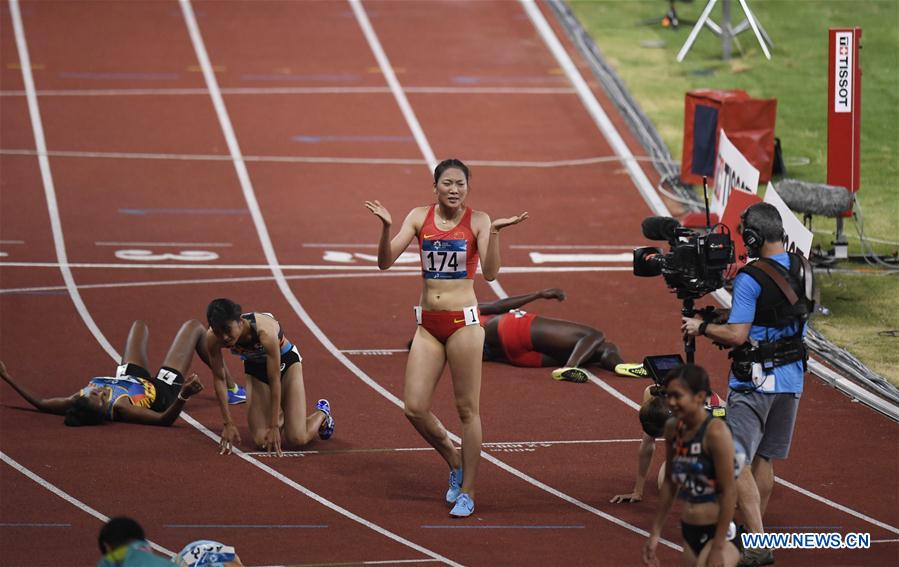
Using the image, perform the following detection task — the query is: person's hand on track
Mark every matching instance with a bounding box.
[220,422,240,455]
[539,288,566,302]
[262,427,282,457]
[364,200,392,227]
[642,534,660,566]
[610,491,642,504]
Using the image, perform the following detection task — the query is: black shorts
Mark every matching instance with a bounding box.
[681,521,736,556]
[681,522,716,556]
[242,346,301,385]
[117,362,184,412]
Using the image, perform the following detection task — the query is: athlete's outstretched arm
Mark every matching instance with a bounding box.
[114,373,203,426]
[0,361,76,415]
[202,332,241,454]
[478,288,566,315]
[365,201,419,270]
[477,211,528,281]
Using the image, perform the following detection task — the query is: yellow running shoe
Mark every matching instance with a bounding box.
[614,363,649,378]
[551,367,591,383]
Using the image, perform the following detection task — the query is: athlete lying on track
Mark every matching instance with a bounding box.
[0,320,206,426]
[477,288,644,382]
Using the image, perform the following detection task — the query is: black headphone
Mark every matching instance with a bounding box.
[740,208,764,253]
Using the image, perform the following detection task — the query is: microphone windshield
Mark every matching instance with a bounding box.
[641,216,680,241]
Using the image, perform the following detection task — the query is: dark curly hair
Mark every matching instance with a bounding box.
[64,396,105,427]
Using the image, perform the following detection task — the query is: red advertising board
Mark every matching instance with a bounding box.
[827,28,862,217]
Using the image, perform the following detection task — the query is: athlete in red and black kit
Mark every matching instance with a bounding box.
[366,158,527,518]
[478,288,632,382]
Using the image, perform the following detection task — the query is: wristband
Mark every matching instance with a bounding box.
[698,321,709,336]
[177,392,189,402]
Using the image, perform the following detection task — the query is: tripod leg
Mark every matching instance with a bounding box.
[677,0,721,62]
[738,0,772,59]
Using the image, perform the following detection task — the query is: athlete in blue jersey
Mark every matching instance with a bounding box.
[644,365,740,567]
[0,320,206,427]
[204,298,334,457]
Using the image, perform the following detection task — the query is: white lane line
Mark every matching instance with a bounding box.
[0,451,175,557]
[245,438,644,457]
[8,0,117,359]
[0,267,633,296]
[354,0,682,551]
[773,477,899,535]
[349,0,436,171]
[520,0,667,216]
[0,85,576,96]
[1,148,424,165]
[0,240,26,244]
[94,240,233,247]
[524,0,899,535]
[0,148,656,168]
[511,244,640,250]
[179,1,457,565]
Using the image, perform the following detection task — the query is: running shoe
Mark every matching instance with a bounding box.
[449,493,475,518]
[614,363,649,378]
[738,547,774,567]
[227,384,247,405]
[446,467,463,504]
[316,399,335,440]
[551,367,590,383]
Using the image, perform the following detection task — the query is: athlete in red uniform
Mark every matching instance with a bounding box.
[478,288,633,381]
[366,158,527,518]
[0,320,205,426]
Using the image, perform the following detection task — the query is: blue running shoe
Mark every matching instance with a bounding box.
[446,467,463,504]
[316,399,334,440]
[227,384,247,405]
[449,493,475,518]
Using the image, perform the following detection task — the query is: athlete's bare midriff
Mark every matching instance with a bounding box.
[419,278,477,311]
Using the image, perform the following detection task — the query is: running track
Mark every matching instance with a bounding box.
[0,1,896,565]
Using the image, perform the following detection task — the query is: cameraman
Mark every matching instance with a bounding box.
[681,203,814,567]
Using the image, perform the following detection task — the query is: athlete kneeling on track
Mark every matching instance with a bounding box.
[0,320,206,427]
[204,298,334,457]
[612,383,728,504]
[644,364,741,567]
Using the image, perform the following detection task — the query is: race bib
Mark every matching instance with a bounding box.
[421,239,467,279]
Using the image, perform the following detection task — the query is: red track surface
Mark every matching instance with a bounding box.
[1,2,896,566]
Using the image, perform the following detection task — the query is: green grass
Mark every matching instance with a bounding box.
[568,0,899,384]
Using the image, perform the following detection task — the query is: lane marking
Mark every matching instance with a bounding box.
[524,0,899,535]
[529,252,631,264]
[95,240,233,247]
[349,0,434,171]
[1,451,173,557]
[245,438,644,457]
[0,523,71,527]
[178,1,459,564]
[0,86,578,96]
[520,0,666,216]
[421,525,585,529]
[0,261,633,272]
[164,524,328,529]
[512,244,640,250]
[0,266,634,296]
[0,148,656,168]
[119,207,248,215]
[0,240,25,244]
